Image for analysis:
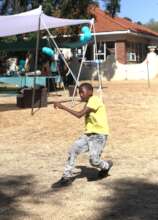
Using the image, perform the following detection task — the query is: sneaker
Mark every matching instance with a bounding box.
[98,160,113,179]
[51,177,73,188]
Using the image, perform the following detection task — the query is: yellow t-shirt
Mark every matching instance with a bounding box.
[85,96,109,135]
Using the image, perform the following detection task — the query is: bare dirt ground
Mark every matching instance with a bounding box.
[0,80,158,220]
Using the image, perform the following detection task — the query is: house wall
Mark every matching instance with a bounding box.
[78,51,158,81]
[113,51,158,80]
[65,34,158,81]
[115,41,127,64]
[95,34,153,64]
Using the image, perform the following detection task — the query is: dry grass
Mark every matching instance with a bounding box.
[0,80,158,220]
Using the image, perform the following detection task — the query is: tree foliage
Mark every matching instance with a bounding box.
[107,0,121,17]
[0,0,97,16]
[100,0,121,17]
[57,0,94,19]
[51,0,97,35]
[123,17,132,22]
[144,19,158,33]
[0,0,42,14]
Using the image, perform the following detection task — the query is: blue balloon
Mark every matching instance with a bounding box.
[84,31,92,41]
[80,25,92,43]
[81,26,90,33]
[42,47,54,57]
[80,35,85,43]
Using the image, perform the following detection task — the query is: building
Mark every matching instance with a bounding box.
[82,6,158,64]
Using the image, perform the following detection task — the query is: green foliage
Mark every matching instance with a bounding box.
[42,0,53,15]
[124,17,132,22]
[1,0,96,17]
[52,0,97,35]
[58,0,94,19]
[102,0,121,17]
[0,36,17,43]
[137,21,142,25]
[144,19,158,33]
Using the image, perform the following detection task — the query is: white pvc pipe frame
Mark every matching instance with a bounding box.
[71,22,103,104]
[41,17,102,105]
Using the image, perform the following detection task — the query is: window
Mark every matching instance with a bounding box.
[127,41,147,63]
[74,41,115,62]
[93,41,106,61]
[127,52,136,62]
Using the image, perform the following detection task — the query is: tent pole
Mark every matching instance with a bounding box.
[71,20,94,104]
[92,23,102,91]
[42,21,77,84]
[31,13,41,115]
[147,61,150,88]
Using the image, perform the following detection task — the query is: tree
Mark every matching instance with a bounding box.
[100,0,121,17]
[107,0,121,17]
[144,19,158,33]
[57,0,94,19]
[124,17,132,22]
[0,0,97,16]
[0,0,43,15]
[137,21,142,25]
[51,0,97,35]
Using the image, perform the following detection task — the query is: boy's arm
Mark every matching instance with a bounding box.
[53,102,94,118]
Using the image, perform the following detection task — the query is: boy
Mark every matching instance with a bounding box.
[53,83,113,186]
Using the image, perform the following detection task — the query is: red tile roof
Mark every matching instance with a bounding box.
[89,6,158,37]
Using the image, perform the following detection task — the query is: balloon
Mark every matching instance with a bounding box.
[80,35,85,43]
[80,26,92,43]
[42,47,54,57]
[81,26,90,33]
[84,31,92,41]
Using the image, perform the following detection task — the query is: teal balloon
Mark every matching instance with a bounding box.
[80,26,92,43]
[84,31,92,41]
[80,35,85,43]
[81,26,90,33]
[42,47,54,57]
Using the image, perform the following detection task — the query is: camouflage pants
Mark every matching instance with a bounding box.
[63,134,109,178]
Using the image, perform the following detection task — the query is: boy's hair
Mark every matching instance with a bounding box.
[79,83,93,92]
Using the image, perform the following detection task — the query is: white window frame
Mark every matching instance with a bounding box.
[127,52,137,62]
[93,42,106,61]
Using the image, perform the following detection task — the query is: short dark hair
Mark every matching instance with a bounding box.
[79,83,93,92]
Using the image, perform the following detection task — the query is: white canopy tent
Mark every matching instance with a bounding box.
[0,7,102,114]
[0,6,93,37]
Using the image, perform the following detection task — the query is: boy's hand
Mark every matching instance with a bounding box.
[53,102,64,109]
